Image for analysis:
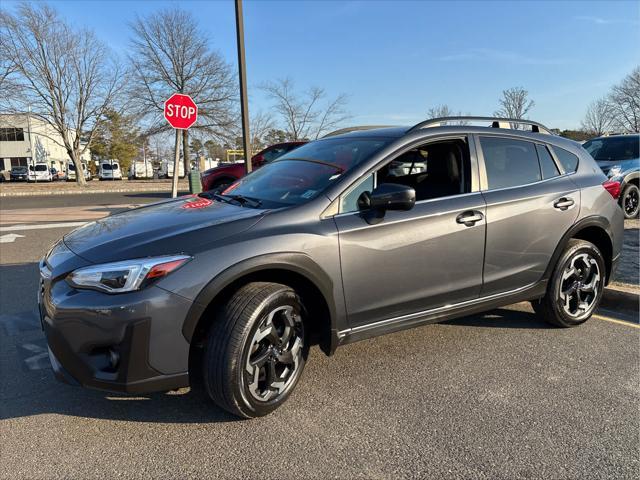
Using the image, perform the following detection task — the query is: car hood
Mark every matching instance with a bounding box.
[63,196,266,263]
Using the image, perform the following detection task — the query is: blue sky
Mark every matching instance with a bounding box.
[7,0,640,129]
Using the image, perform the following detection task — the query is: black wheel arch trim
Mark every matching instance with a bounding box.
[542,215,614,285]
[181,252,340,349]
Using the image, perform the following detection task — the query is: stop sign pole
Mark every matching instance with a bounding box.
[164,93,198,198]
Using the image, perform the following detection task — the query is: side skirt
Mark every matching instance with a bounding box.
[336,281,548,347]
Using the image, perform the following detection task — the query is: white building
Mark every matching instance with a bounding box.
[0,113,91,173]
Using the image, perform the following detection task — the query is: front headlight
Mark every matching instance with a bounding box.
[607,165,623,178]
[67,255,191,294]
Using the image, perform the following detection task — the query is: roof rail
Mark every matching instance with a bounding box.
[407,116,553,135]
[322,125,393,138]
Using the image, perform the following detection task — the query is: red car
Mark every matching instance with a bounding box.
[201,141,306,192]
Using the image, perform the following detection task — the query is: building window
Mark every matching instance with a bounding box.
[0,128,25,142]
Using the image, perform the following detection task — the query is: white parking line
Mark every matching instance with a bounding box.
[0,221,87,232]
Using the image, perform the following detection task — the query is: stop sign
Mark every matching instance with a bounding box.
[164,93,198,129]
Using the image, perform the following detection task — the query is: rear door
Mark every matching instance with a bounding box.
[477,135,580,296]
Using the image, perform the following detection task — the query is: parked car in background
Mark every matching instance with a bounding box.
[39,117,623,419]
[28,163,53,182]
[201,141,306,192]
[10,166,28,181]
[129,161,153,179]
[584,134,640,218]
[66,162,92,182]
[50,167,64,181]
[98,160,122,181]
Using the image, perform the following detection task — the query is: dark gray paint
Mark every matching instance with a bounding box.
[41,123,626,393]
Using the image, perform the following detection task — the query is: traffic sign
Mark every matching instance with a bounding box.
[164,93,198,129]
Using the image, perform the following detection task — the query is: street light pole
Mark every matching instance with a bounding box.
[234,0,252,174]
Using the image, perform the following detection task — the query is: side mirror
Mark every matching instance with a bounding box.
[366,183,416,211]
[357,183,415,224]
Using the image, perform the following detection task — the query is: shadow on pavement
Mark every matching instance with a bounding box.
[443,308,550,329]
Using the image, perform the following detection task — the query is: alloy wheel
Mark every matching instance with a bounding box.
[245,305,304,402]
[559,252,601,319]
[623,187,639,217]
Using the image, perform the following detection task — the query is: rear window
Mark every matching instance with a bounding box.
[480,137,541,189]
[35,164,47,171]
[553,147,579,173]
[102,164,112,170]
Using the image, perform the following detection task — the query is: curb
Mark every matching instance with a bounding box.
[601,287,639,313]
[0,187,188,197]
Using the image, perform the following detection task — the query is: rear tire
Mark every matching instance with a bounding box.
[532,239,605,327]
[620,183,639,219]
[202,282,308,418]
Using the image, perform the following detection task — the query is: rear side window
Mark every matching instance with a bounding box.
[536,144,560,179]
[553,147,579,173]
[480,137,541,190]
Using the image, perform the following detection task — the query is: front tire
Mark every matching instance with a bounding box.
[532,239,605,327]
[202,282,308,418]
[620,183,639,219]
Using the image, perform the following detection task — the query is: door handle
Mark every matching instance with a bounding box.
[553,197,575,210]
[456,210,484,227]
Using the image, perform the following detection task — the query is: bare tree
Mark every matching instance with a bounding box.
[0,3,121,185]
[494,87,535,119]
[427,104,455,118]
[609,67,640,133]
[129,7,238,173]
[581,98,615,136]
[261,78,350,140]
[249,111,275,153]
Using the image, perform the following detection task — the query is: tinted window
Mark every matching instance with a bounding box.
[262,147,288,162]
[35,164,47,171]
[583,136,639,161]
[102,164,112,170]
[553,147,579,173]
[480,137,541,189]
[536,144,559,179]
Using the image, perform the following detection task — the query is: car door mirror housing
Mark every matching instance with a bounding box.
[365,183,416,212]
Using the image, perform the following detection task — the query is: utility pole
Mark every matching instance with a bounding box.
[234,0,251,174]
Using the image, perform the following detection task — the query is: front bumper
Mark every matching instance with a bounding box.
[39,256,192,394]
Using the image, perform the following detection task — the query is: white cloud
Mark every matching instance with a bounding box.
[438,48,566,66]
[574,15,640,25]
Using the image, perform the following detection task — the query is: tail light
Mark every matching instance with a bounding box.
[602,180,621,199]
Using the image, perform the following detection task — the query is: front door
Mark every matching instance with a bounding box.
[334,136,487,328]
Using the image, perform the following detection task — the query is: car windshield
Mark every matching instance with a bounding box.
[221,137,394,208]
[12,166,27,173]
[584,136,639,161]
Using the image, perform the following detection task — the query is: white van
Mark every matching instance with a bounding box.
[27,163,53,182]
[129,161,153,179]
[160,160,185,178]
[99,160,122,180]
[66,162,92,181]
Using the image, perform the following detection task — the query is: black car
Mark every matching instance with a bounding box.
[10,166,28,181]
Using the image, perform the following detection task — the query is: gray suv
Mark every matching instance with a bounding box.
[39,117,624,418]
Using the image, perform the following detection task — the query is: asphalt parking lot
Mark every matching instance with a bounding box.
[1,198,638,479]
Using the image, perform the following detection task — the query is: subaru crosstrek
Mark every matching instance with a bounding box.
[39,117,624,418]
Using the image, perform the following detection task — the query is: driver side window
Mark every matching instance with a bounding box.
[338,138,471,214]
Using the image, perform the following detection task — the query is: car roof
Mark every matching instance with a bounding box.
[587,134,640,141]
[325,124,581,149]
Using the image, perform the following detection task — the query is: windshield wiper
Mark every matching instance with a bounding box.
[214,193,262,208]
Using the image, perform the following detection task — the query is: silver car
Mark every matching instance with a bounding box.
[40,116,624,418]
